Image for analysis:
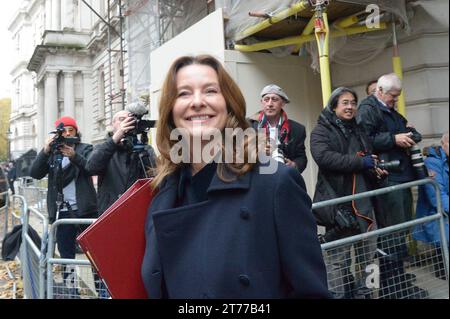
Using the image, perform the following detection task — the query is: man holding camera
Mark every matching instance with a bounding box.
[29,116,97,295]
[249,84,308,174]
[85,109,156,216]
[357,73,428,298]
[7,161,17,195]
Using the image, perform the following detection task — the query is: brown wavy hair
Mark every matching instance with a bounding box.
[151,55,258,189]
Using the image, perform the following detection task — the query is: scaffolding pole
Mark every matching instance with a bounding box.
[80,0,127,120]
[314,8,332,107]
[392,21,406,116]
[119,0,126,110]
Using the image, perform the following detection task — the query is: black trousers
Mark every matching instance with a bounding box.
[8,180,15,195]
[56,210,96,283]
[56,210,78,260]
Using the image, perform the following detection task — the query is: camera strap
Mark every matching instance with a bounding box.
[352,152,375,232]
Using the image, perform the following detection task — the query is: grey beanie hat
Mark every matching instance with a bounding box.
[260,84,290,103]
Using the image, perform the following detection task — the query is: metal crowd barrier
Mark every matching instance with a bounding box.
[314,179,449,299]
[1,191,10,239]
[21,205,49,299]
[11,177,448,299]
[46,218,109,299]
[17,184,47,215]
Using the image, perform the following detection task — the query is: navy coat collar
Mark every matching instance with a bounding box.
[161,166,251,193]
[154,165,252,212]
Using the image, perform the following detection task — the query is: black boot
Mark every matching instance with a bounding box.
[433,246,447,280]
[379,258,429,299]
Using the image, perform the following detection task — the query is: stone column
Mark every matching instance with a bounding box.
[51,0,61,30]
[37,82,45,147]
[63,71,76,117]
[61,0,74,29]
[45,71,59,134]
[45,0,52,30]
[82,71,93,143]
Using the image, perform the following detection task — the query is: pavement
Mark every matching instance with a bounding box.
[0,209,24,299]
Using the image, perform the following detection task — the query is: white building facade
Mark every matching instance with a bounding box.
[9,0,209,159]
[9,0,128,159]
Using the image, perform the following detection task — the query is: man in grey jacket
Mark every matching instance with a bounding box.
[86,110,156,216]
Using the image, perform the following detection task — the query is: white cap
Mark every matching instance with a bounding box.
[260,84,290,103]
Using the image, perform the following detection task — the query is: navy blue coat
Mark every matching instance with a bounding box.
[141,163,330,299]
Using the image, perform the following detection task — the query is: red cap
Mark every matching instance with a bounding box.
[54,116,78,131]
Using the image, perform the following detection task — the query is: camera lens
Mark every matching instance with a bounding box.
[410,145,428,179]
[410,145,424,167]
[377,160,400,171]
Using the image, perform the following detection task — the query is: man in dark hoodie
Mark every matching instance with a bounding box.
[310,87,385,299]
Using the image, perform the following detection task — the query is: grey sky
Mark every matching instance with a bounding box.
[0,2,22,99]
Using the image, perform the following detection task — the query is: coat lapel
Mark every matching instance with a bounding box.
[153,166,252,214]
[207,170,251,193]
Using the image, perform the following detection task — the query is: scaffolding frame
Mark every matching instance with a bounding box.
[80,0,209,121]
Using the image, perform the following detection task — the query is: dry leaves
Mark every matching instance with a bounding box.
[0,261,24,299]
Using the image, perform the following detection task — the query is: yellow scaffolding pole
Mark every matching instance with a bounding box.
[235,0,310,41]
[392,22,406,116]
[234,23,387,52]
[314,10,332,107]
[292,16,316,53]
[333,14,360,29]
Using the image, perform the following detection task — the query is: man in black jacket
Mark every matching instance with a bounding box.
[86,110,156,216]
[356,73,428,299]
[249,84,308,174]
[29,116,97,295]
[7,161,16,195]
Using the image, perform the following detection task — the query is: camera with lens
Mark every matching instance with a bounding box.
[404,127,429,179]
[319,207,359,243]
[49,122,80,152]
[375,159,401,171]
[122,102,156,152]
[126,112,154,137]
[271,128,289,164]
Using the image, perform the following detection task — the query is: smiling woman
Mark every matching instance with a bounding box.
[141,54,330,299]
[172,63,228,140]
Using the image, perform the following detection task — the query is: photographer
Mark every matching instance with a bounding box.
[248,84,308,173]
[311,87,386,299]
[85,109,156,216]
[29,117,97,295]
[7,161,16,195]
[357,73,428,298]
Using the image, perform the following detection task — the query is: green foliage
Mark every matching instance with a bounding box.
[0,98,11,161]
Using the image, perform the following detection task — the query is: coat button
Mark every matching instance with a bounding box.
[239,274,250,286]
[240,207,250,220]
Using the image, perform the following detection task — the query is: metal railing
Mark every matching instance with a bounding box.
[11,177,448,299]
[313,178,449,299]
[1,191,10,239]
[21,205,49,299]
[46,218,108,299]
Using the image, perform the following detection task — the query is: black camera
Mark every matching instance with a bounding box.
[407,127,422,144]
[121,103,156,153]
[319,207,359,243]
[126,112,155,137]
[49,123,80,151]
[404,128,429,179]
[375,159,401,171]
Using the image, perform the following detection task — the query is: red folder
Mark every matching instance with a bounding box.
[77,178,154,299]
